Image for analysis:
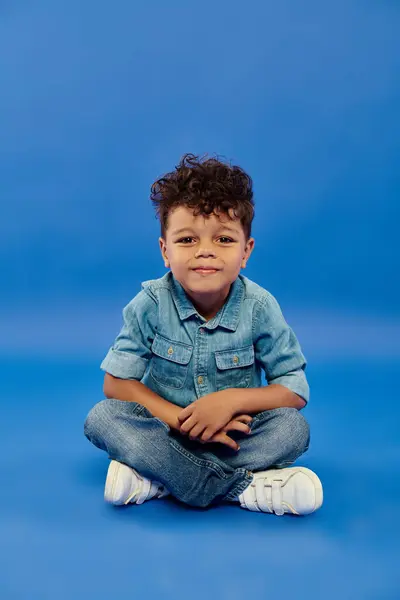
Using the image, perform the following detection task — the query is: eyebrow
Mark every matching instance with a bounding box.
[171,226,239,236]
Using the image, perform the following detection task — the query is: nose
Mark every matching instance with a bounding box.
[195,249,216,258]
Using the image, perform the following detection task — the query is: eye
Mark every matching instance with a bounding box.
[176,237,234,244]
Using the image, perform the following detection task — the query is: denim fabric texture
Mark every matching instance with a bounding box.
[84,400,310,507]
[100,271,309,406]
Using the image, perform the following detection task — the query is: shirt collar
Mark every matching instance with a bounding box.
[169,271,244,331]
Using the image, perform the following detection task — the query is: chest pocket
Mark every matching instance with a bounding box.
[150,334,193,389]
[214,344,255,391]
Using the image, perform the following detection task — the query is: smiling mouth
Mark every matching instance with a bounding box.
[193,269,218,274]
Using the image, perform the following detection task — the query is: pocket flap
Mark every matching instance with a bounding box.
[151,334,193,365]
[215,344,255,370]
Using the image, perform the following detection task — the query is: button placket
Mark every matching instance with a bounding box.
[195,326,207,392]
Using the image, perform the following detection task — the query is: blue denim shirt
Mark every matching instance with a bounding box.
[100,271,309,408]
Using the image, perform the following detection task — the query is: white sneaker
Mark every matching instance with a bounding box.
[238,466,323,516]
[104,460,170,506]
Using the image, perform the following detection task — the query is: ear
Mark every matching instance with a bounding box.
[159,237,169,267]
[241,237,255,268]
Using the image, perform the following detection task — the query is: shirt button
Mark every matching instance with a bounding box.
[197,376,204,384]
[199,328,205,334]
[233,355,239,363]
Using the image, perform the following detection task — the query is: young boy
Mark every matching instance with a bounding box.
[84,153,323,516]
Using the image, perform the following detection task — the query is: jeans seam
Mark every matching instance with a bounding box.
[170,438,238,480]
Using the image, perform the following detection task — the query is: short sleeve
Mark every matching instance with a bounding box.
[254,293,310,403]
[100,289,158,380]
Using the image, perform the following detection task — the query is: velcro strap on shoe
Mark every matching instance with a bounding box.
[136,478,151,504]
[271,479,284,515]
[241,484,261,512]
[255,478,272,513]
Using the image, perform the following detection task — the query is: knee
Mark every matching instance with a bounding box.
[275,407,310,454]
[84,398,114,441]
[84,398,146,442]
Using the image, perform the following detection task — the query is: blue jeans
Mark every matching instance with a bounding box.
[84,399,310,508]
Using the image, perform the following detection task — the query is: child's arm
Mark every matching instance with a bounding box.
[252,292,310,407]
[104,373,182,432]
[231,383,305,415]
[104,374,250,450]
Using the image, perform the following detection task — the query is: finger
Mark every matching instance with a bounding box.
[188,423,206,441]
[177,406,193,423]
[200,427,215,443]
[212,432,239,451]
[179,415,198,434]
[224,421,251,434]
[235,414,253,424]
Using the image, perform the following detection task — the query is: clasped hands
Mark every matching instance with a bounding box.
[177,389,252,451]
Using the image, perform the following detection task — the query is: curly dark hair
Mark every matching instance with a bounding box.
[150,153,255,241]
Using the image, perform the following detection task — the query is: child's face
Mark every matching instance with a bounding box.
[159,206,254,316]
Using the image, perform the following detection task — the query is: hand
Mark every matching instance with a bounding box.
[178,390,238,442]
[202,414,253,451]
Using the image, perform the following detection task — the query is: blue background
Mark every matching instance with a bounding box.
[1,1,399,599]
